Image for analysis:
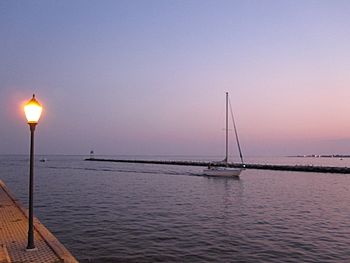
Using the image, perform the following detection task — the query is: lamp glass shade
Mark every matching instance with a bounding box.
[24,95,42,124]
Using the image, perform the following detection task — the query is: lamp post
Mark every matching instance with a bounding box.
[24,94,43,250]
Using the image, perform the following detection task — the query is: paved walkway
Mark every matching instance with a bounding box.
[0,180,78,263]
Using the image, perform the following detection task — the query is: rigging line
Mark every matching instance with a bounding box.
[228,97,244,165]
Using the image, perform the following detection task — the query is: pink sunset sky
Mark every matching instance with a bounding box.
[1,1,350,157]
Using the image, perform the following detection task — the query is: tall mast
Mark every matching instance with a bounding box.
[229,98,244,165]
[225,92,228,164]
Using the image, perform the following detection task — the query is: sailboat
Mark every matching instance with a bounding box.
[203,92,244,177]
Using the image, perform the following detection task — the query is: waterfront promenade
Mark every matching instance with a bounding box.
[0,180,78,263]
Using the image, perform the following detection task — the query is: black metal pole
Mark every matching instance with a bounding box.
[27,123,36,250]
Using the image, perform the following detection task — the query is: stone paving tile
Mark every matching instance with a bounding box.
[0,182,66,263]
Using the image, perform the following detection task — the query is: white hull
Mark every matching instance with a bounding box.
[203,167,241,177]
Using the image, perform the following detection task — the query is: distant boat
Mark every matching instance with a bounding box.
[39,158,47,162]
[203,92,244,177]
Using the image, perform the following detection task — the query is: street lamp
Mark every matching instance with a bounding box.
[24,94,43,250]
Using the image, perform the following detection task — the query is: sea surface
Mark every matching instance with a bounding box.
[0,155,350,262]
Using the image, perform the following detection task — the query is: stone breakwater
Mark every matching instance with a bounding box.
[85,158,350,174]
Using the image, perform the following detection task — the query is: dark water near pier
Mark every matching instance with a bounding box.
[0,155,350,262]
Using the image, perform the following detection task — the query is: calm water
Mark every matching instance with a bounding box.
[0,155,350,262]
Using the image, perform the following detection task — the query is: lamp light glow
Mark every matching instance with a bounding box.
[24,94,42,124]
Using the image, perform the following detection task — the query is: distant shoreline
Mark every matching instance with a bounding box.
[289,154,350,158]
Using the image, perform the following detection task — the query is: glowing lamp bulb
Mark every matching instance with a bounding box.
[24,94,42,124]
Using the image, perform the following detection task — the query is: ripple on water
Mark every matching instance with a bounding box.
[1,156,350,262]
